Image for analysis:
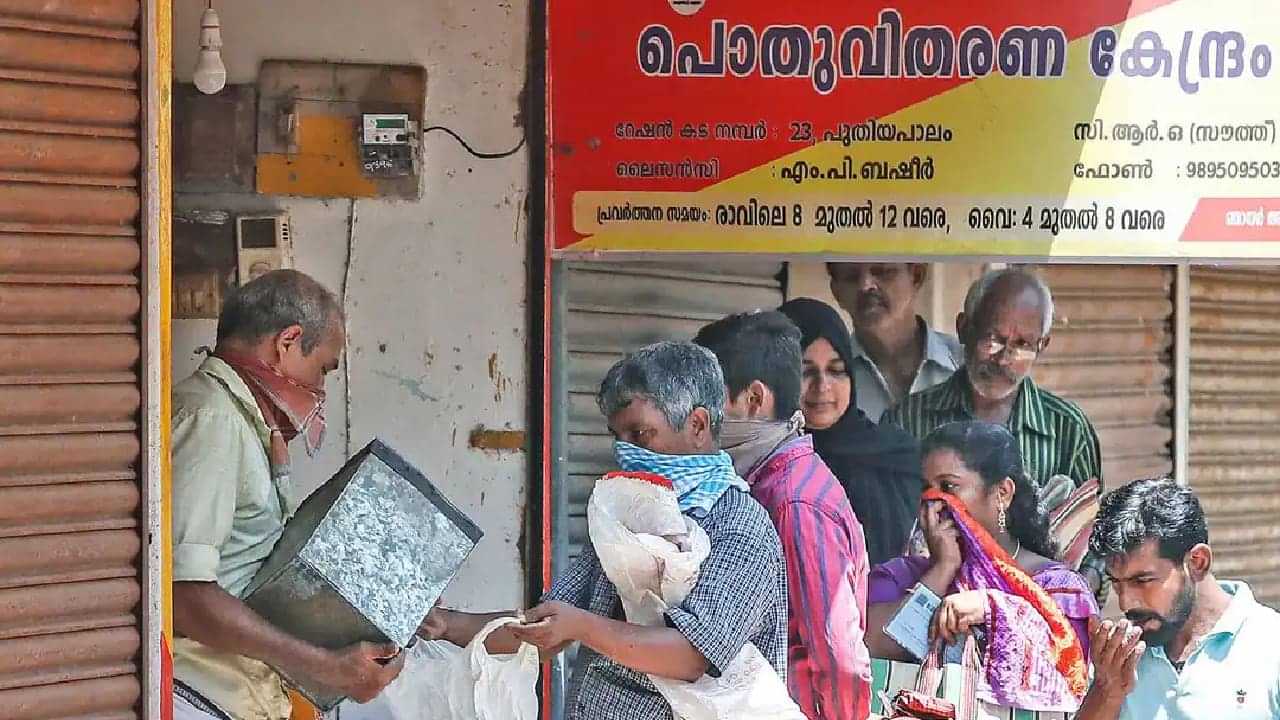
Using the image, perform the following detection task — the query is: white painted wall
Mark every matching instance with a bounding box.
[172,0,531,609]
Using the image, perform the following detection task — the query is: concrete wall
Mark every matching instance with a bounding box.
[172,0,531,609]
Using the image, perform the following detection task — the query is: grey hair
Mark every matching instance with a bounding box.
[216,269,343,353]
[963,268,1055,335]
[597,340,727,438]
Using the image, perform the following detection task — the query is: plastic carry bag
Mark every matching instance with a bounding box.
[363,617,538,720]
[587,473,805,720]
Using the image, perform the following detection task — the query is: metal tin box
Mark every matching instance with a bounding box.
[244,439,482,710]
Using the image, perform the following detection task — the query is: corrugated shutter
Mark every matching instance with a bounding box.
[1189,267,1280,607]
[0,1,144,718]
[560,262,784,564]
[1031,265,1175,483]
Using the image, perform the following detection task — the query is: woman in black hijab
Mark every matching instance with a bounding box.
[779,297,923,566]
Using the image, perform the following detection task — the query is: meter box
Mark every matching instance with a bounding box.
[360,113,417,178]
[362,114,411,145]
[256,62,426,199]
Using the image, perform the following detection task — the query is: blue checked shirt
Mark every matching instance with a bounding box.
[548,487,788,720]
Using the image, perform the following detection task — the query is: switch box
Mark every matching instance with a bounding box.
[236,213,292,284]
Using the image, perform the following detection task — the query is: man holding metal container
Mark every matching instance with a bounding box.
[170,270,403,720]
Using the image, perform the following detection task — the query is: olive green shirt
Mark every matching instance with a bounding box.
[882,368,1103,491]
[171,356,296,720]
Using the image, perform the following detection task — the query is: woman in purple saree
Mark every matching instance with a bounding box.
[866,421,1096,712]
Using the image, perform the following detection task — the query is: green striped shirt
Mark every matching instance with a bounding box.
[882,369,1103,491]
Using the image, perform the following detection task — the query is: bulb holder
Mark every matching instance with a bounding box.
[193,7,226,95]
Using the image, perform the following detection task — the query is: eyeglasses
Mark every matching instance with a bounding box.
[976,333,1045,362]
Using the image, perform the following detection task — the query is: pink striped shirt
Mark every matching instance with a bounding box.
[746,435,871,720]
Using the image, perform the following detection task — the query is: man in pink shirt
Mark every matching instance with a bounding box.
[695,311,872,720]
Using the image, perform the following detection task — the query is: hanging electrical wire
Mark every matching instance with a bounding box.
[423,125,526,159]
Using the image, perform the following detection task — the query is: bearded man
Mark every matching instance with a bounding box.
[1077,478,1280,720]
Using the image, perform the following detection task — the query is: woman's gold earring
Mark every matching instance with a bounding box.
[998,505,1008,533]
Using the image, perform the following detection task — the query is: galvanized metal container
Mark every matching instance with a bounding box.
[244,439,483,710]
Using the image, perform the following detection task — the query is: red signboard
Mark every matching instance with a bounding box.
[547,0,1280,258]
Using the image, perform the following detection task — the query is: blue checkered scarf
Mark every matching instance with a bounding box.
[612,441,748,518]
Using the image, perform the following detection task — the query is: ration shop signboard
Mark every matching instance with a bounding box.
[546,0,1280,259]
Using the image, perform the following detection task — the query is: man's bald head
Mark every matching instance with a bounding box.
[963,269,1054,336]
[959,269,1055,402]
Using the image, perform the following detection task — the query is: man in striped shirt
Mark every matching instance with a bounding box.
[696,311,872,720]
[882,269,1105,591]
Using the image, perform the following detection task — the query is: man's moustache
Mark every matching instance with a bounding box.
[1125,610,1163,625]
[975,362,1017,384]
[857,292,887,310]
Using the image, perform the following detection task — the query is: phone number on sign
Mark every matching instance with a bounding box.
[1183,160,1280,179]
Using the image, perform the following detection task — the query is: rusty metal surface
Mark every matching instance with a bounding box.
[0,529,140,589]
[0,1,144,709]
[0,481,139,538]
[0,0,138,28]
[0,184,138,226]
[0,579,139,641]
[0,384,138,427]
[0,674,140,720]
[1035,359,1170,393]
[0,234,139,274]
[1191,400,1280,425]
[0,131,138,178]
[0,626,138,690]
[0,433,139,480]
[1189,267,1280,607]
[0,284,138,325]
[0,335,138,379]
[0,80,138,126]
[1031,265,1175,484]
[1049,326,1167,356]
[0,28,138,76]
[1189,305,1280,334]
[1190,430,1280,456]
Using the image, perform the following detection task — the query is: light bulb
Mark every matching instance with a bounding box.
[193,7,226,95]
[193,49,226,94]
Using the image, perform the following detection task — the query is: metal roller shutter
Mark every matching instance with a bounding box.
[1031,265,1175,484]
[558,261,784,565]
[0,0,144,717]
[1189,267,1280,607]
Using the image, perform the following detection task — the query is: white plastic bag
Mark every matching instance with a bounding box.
[469,618,539,720]
[587,474,805,720]
[373,617,538,720]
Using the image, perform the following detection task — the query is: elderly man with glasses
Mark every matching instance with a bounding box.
[883,268,1106,593]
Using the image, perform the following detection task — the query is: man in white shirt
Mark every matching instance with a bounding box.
[1079,478,1280,720]
[827,263,962,422]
